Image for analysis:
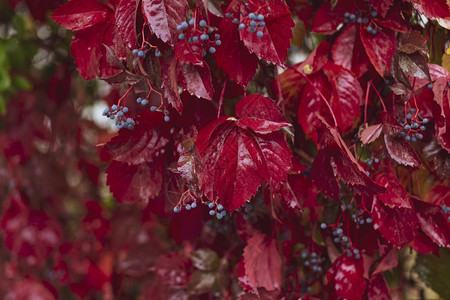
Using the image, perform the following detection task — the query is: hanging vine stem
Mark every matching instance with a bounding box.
[368,80,387,111]
[287,66,338,127]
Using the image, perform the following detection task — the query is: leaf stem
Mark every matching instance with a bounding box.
[369,81,386,111]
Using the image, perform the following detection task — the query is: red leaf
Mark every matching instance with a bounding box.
[381,112,421,168]
[311,126,385,200]
[235,94,291,134]
[377,2,410,33]
[311,1,346,34]
[178,63,214,100]
[366,0,393,18]
[243,234,282,291]
[331,24,357,71]
[297,72,333,144]
[174,39,204,66]
[408,231,440,255]
[373,247,398,275]
[373,162,413,209]
[412,198,450,248]
[216,9,259,86]
[371,196,418,247]
[410,0,450,19]
[50,0,111,31]
[161,55,182,113]
[141,0,188,45]
[239,0,294,66]
[297,41,330,75]
[326,255,367,300]
[105,112,168,165]
[360,124,383,144]
[115,0,138,49]
[360,27,396,77]
[323,62,362,133]
[368,274,392,300]
[106,160,163,205]
[196,95,291,210]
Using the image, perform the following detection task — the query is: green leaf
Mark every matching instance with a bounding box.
[414,248,450,299]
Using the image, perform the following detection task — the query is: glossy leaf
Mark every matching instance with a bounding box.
[371,196,418,247]
[141,0,188,45]
[326,255,367,300]
[368,274,392,300]
[373,162,412,209]
[115,0,138,49]
[366,0,393,18]
[239,0,294,66]
[178,63,214,100]
[360,27,396,77]
[50,0,111,31]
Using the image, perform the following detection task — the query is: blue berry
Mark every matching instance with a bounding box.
[174,206,181,213]
[422,118,429,124]
[250,21,257,27]
[372,28,377,35]
[405,135,411,141]
[248,12,256,19]
[137,50,145,58]
[215,34,220,39]
[164,110,169,115]
[102,108,110,116]
[217,204,223,211]
[359,219,365,224]
[320,223,327,229]
[257,14,264,21]
[155,50,161,57]
[226,13,232,18]
[136,97,142,103]
[191,202,197,208]
[400,132,406,137]
[209,210,215,216]
[416,133,423,139]
[258,21,265,27]
[362,17,369,24]
[367,26,373,33]
[200,34,209,40]
[370,10,377,17]
[181,21,188,28]
[249,27,256,33]
[189,19,195,26]
[150,106,157,111]
[357,17,362,23]
[342,236,348,242]
[164,116,170,122]
[366,217,372,223]
[410,108,416,113]
[209,47,216,54]
[427,83,433,89]
[191,36,198,42]
[176,24,183,31]
[374,158,379,163]
[178,33,185,40]
[355,254,361,259]
[141,99,148,105]
[221,211,227,217]
[215,40,222,46]
[111,104,118,111]
[216,212,223,219]
[404,124,411,130]
[420,125,426,131]
[412,122,419,129]
[208,202,215,209]
[406,113,412,120]
[411,136,417,142]
[336,228,343,235]
[117,111,124,117]
[347,252,353,257]
[202,50,206,57]
[349,14,356,22]
[199,20,207,27]
[185,204,191,210]
[132,49,139,55]
[232,18,239,24]
[238,23,246,30]
[256,31,263,38]
[344,12,350,18]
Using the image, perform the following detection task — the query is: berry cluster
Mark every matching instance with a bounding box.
[344,10,378,35]
[102,105,136,130]
[208,202,227,220]
[226,11,265,38]
[399,108,429,142]
[323,223,364,259]
[173,201,197,213]
[442,205,450,221]
[176,17,221,55]
[137,97,170,122]
[300,249,325,273]
[131,48,147,59]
